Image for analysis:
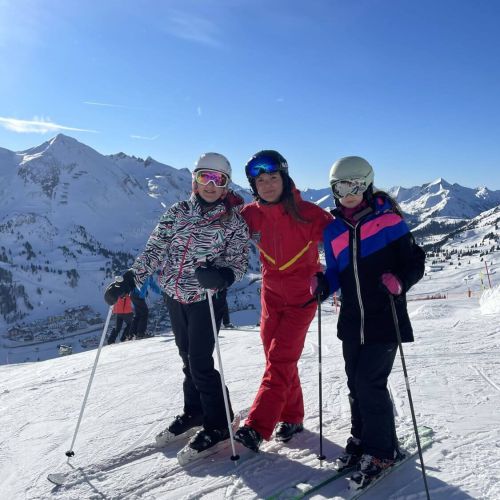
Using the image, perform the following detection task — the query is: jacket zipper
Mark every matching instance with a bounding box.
[352,223,365,344]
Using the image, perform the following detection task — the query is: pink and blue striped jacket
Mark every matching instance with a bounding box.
[323,196,425,344]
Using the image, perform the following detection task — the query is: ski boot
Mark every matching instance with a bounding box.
[177,426,231,465]
[234,425,263,452]
[274,422,304,443]
[188,427,229,452]
[349,453,395,490]
[334,435,363,471]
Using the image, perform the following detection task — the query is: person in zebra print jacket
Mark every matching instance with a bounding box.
[104,152,249,453]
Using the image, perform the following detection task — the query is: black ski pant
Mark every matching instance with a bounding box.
[108,313,133,343]
[166,293,233,431]
[131,295,149,336]
[342,341,398,460]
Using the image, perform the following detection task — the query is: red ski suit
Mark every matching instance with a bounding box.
[241,190,333,440]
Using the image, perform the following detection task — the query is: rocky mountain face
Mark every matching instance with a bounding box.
[0,134,252,327]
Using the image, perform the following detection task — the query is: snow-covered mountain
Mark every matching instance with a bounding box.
[389,177,500,220]
[303,178,500,244]
[388,178,500,242]
[0,134,252,328]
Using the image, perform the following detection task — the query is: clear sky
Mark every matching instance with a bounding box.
[1,0,500,190]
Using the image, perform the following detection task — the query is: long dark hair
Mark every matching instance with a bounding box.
[280,176,311,223]
[370,187,404,217]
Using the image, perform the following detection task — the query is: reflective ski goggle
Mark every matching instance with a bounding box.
[245,157,283,179]
[193,169,229,188]
[331,179,368,199]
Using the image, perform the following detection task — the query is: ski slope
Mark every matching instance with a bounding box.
[1,276,499,499]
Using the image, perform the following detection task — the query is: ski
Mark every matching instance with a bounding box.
[47,473,68,486]
[47,423,203,486]
[346,426,434,499]
[266,463,354,500]
[154,423,201,447]
[266,426,433,500]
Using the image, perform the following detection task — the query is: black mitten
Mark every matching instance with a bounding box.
[311,272,330,302]
[195,264,235,290]
[104,269,136,305]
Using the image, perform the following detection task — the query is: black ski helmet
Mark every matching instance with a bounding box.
[244,150,290,199]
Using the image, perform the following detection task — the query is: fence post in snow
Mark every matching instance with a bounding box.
[484,261,492,288]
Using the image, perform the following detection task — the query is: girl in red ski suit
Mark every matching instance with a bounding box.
[234,150,332,451]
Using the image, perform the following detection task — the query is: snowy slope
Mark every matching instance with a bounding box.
[1,255,499,499]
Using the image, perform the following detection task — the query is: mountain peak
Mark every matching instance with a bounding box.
[428,177,450,187]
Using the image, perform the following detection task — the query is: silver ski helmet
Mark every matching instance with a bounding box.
[329,156,374,197]
[194,152,232,181]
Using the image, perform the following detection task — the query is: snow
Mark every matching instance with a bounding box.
[1,269,499,499]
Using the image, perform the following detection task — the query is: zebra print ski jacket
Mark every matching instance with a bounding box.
[132,192,249,304]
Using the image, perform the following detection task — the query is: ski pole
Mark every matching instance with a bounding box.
[206,289,240,463]
[65,305,113,459]
[317,295,326,461]
[389,295,431,499]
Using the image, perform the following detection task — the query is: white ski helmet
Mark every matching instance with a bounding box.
[194,152,232,181]
[329,156,374,188]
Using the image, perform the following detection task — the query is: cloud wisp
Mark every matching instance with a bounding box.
[84,101,149,110]
[0,116,98,134]
[166,12,222,47]
[130,134,160,141]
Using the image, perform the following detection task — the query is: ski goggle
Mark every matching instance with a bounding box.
[245,156,283,179]
[193,169,229,188]
[331,179,368,199]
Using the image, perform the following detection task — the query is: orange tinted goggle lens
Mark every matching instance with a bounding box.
[194,170,229,187]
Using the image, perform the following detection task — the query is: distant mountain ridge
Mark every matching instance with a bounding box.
[302,178,500,244]
[388,177,500,220]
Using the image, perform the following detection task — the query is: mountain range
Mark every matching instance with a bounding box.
[303,178,500,243]
[1,134,499,328]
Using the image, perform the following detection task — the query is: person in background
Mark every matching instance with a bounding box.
[312,156,425,481]
[219,288,235,329]
[107,294,134,344]
[234,150,333,452]
[130,274,162,338]
[104,152,249,455]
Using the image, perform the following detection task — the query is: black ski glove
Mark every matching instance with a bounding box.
[104,269,136,306]
[310,272,330,302]
[195,264,235,290]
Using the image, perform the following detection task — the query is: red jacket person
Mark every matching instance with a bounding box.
[234,150,333,452]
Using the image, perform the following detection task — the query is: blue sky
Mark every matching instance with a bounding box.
[1,0,500,190]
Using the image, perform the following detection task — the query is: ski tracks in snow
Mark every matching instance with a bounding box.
[470,365,500,393]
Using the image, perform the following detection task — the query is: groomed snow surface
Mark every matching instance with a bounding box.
[2,284,499,499]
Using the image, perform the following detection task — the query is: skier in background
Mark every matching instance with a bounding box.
[104,152,249,455]
[219,288,235,329]
[129,274,162,338]
[234,150,332,452]
[107,294,133,344]
[312,156,425,483]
